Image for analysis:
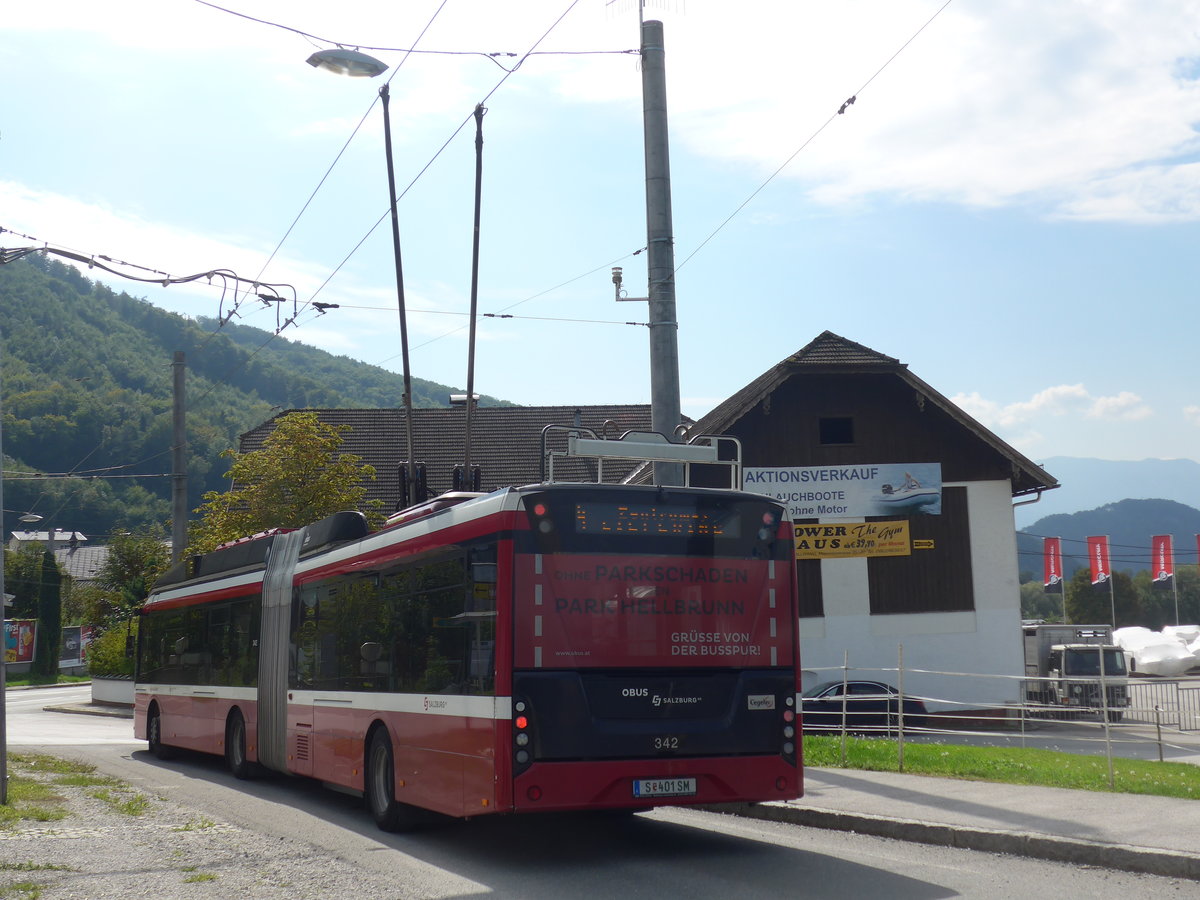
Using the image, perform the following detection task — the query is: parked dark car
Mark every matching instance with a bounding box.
[801,680,927,733]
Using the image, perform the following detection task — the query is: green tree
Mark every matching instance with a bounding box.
[1020,581,1065,623]
[33,551,62,678]
[1132,565,1200,629]
[4,543,49,618]
[98,527,171,617]
[189,412,383,554]
[1065,568,1141,627]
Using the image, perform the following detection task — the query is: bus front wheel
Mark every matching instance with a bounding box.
[366,730,419,832]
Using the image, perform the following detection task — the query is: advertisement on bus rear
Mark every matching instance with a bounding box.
[513,554,792,669]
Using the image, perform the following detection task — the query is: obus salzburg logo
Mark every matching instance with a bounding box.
[653,694,701,707]
[424,697,448,711]
[622,688,648,697]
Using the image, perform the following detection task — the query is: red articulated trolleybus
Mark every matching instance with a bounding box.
[134,428,802,830]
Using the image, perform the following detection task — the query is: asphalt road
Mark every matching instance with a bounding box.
[4,685,1194,899]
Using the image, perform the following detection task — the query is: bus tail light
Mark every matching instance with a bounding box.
[782,695,797,764]
[514,699,534,775]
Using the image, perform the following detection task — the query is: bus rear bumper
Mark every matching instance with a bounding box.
[512,756,801,813]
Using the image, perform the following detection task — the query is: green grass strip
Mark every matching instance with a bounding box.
[804,735,1200,799]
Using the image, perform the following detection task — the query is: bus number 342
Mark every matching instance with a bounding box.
[654,736,681,751]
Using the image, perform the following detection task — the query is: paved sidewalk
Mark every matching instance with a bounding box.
[721,766,1200,881]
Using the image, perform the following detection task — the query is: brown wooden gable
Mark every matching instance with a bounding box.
[691,331,1057,498]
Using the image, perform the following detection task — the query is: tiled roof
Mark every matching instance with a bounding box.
[55,545,109,583]
[787,331,902,367]
[240,405,659,510]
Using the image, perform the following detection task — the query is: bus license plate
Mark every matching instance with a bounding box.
[633,777,697,798]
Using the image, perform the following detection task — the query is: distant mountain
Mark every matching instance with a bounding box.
[1015,456,1200,527]
[1017,498,1200,579]
[0,254,511,538]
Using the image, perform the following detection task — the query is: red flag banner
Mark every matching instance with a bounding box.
[1043,537,1064,594]
[1151,534,1175,590]
[1087,535,1111,585]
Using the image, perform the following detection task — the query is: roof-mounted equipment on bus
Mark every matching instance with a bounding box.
[540,425,743,489]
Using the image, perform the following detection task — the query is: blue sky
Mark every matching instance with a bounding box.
[4,0,1200,464]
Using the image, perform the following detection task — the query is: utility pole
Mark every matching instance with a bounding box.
[641,19,683,485]
[171,352,188,563]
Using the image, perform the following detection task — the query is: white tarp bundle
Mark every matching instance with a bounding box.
[1114,626,1200,677]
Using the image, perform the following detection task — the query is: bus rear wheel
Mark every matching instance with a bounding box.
[225,709,256,779]
[366,730,419,832]
[148,706,176,761]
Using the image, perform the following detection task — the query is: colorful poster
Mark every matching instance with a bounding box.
[4,619,37,663]
[1043,537,1064,594]
[1151,534,1175,591]
[743,463,942,519]
[793,521,911,559]
[1087,535,1111,585]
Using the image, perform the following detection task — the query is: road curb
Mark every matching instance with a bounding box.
[43,703,134,720]
[712,801,1200,882]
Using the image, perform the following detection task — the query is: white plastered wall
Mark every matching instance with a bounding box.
[797,480,1025,711]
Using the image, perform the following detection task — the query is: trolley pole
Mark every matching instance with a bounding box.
[171,352,188,563]
[641,20,683,485]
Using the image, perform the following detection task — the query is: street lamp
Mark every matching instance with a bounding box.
[306,48,389,78]
[17,513,52,555]
[305,49,421,506]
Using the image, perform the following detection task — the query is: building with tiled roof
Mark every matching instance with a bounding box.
[239,404,661,511]
[684,330,1058,705]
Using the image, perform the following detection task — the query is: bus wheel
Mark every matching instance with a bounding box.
[366,730,416,832]
[148,707,176,761]
[226,710,255,779]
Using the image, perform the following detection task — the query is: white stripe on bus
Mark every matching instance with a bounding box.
[291,691,513,719]
[135,684,258,702]
[136,686,514,720]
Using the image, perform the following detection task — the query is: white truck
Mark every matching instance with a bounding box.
[1022,624,1129,721]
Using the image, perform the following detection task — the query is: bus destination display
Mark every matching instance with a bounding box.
[573,502,738,536]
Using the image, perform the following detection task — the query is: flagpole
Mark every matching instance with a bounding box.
[1107,533,1116,627]
[1173,575,1180,627]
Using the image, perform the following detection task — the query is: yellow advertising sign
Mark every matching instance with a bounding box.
[793,521,912,559]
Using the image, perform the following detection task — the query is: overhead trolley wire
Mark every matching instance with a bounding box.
[675,0,958,274]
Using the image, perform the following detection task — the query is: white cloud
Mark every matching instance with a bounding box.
[1185,406,1200,426]
[952,384,1151,428]
[1087,391,1153,421]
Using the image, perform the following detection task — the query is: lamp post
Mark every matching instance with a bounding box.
[306,49,421,504]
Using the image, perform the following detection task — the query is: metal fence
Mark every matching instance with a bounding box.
[1127,680,1200,731]
[802,649,1200,780]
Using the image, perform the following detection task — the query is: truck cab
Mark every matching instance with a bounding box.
[1046,643,1129,720]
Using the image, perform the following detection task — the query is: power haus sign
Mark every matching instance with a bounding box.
[792,521,912,559]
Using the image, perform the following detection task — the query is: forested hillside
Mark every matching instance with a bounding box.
[0,254,506,538]
[1017,498,1200,579]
